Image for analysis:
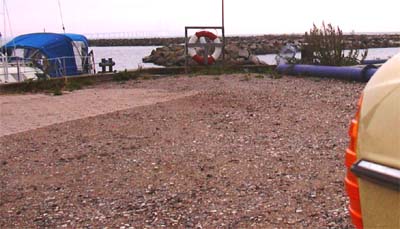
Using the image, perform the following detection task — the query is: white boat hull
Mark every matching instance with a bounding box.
[0,64,42,84]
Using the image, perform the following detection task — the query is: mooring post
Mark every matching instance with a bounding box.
[108,58,115,72]
[100,59,107,73]
[99,58,115,73]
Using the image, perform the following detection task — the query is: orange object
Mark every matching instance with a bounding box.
[345,95,364,229]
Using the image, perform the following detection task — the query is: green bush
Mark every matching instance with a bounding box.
[113,69,142,82]
[65,79,93,91]
[113,70,131,81]
[16,77,94,94]
[302,22,368,66]
[53,88,63,96]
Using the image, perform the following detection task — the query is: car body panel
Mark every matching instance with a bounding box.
[357,53,400,228]
[358,179,399,228]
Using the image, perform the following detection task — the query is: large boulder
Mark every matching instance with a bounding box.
[238,48,250,58]
[249,55,266,65]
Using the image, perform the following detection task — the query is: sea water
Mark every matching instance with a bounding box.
[90,46,161,71]
[90,46,400,71]
[257,47,400,65]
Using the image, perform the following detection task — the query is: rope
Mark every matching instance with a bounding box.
[57,0,66,33]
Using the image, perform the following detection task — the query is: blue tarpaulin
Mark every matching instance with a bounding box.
[64,33,89,48]
[2,33,89,77]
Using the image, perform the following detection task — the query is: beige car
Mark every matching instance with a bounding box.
[345,53,400,229]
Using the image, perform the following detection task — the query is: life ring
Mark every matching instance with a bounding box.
[188,31,222,65]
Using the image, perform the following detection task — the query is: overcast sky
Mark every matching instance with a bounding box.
[3,0,400,38]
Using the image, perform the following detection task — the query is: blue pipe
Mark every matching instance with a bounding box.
[361,59,387,65]
[276,64,378,82]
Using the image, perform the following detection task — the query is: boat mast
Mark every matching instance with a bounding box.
[2,0,9,81]
[57,0,66,33]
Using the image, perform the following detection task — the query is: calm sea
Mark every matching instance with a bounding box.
[258,47,400,65]
[90,46,400,71]
[90,46,161,71]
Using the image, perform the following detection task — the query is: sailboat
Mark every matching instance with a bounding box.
[0,0,95,84]
[0,0,43,83]
[2,33,94,81]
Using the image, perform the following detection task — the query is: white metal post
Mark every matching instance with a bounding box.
[222,0,224,29]
[2,0,9,82]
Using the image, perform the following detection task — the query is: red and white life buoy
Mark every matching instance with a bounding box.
[188,31,222,65]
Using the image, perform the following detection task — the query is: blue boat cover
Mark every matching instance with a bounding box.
[2,33,89,77]
[64,33,89,48]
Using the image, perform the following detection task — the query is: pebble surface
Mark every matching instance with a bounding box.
[0,74,364,228]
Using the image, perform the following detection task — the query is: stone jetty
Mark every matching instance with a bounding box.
[89,34,400,66]
[90,34,400,53]
[141,44,267,66]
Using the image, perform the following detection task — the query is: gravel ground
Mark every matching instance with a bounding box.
[0,74,364,228]
[0,88,196,137]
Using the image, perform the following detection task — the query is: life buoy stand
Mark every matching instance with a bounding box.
[188,31,222,65]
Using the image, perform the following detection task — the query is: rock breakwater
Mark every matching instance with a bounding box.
[142,44,266,66]
[90,34,400,67]
[90,34,400,55]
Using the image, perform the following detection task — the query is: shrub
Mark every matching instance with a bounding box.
[113,70,131,82]
[65,79,93,91]
[53,87,63,96]
[113,69,142,82]
[16,77,94,94]
[302,22,368,66]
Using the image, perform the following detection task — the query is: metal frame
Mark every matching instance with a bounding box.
[351,160,400,191]
[184,26,225,71]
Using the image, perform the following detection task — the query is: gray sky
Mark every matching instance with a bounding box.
[3,0,400,38]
